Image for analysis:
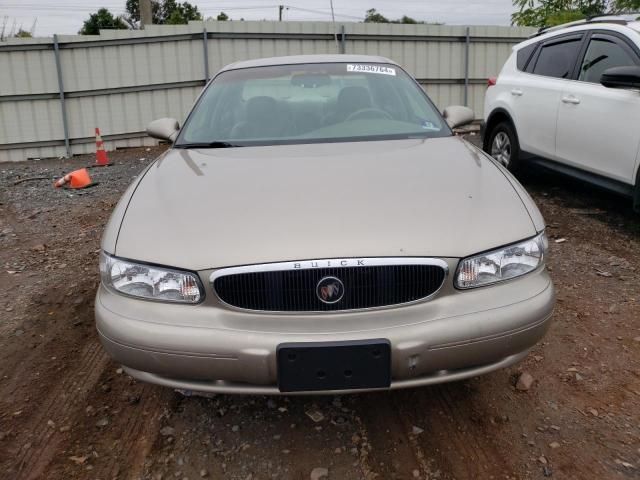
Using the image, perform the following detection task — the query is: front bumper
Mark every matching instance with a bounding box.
[95,267,554,394]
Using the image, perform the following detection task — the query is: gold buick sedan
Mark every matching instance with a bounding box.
[96,55,554,394]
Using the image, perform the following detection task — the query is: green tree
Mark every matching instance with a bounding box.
[79,8,128,35]
[511,0,639,27]
[364,8,429,24]
[125,0,202,26]
[125,0,162,23]
[14,29,33,38]
[398,15,419,24]
[511,0,608,27]
[364,8,390,23]
[217,11,229,21]
[165,9,186,24]
[166,0,202,23]
[614,0,640,10]
[545,9,590,24]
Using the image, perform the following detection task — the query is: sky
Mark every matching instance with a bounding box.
[1,0,517,38]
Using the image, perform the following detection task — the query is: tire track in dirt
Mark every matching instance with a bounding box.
[353,392,425,479]
[6,334,174,480]
[45,371,176,479]
[399,383,517,479]
[12,339,109,479]
[113,385,169,477]
[349,381,519,480]
[0,148,174,479]
[96,382,176,479]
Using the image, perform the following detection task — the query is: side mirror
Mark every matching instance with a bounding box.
[442,105,475,129]
[601,66,640,90]
[147,117,180,143]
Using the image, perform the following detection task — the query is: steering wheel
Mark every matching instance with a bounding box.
[346,108,392,122]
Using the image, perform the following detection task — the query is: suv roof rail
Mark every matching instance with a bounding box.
[529,12,640,38]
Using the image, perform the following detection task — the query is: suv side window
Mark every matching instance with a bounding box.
[517,43,538,71]
[578,36,639,83]
[532,38,582,79]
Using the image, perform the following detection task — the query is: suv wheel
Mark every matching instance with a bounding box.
[488,121,521,172]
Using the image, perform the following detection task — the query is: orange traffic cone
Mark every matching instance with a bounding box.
[95,128,111,166]
[53,168,95,189]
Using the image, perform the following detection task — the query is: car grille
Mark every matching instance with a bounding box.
[211,258,447,312]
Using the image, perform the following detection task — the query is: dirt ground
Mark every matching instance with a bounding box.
[0,139,639,480]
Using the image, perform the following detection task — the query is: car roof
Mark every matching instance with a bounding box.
[220,54,397,72]
[516,21,640,49]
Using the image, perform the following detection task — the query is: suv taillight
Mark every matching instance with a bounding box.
[487,77,497,88]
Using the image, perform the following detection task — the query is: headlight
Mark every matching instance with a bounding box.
[455,232,547,289]
[99,252,203,303]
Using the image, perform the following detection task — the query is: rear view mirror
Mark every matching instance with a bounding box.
[442,105,475,129]
[600,66,640,90]
[147,117,180,143]
[291,73,332,88]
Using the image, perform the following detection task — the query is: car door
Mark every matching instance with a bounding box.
[556,31,640,184]
[514,34,584,159]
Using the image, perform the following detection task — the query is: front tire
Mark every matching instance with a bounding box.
[487,121,522,173]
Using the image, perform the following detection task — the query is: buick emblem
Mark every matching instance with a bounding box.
[316,276,345,304]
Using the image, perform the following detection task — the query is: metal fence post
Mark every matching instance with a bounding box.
[202,27,209,82]
[339,25,346,54]
[53,34,71,158]
[464,26,470,107]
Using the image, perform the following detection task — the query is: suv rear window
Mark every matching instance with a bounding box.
[532,38,582,79]
[517,43,537,71]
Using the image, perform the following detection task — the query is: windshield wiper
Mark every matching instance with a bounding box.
[174,141,242,149]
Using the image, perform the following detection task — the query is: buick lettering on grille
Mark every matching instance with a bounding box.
[210,257,448,312]
[293,259,365,269]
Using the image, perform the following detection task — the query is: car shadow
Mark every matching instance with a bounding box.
[517,165,640,239]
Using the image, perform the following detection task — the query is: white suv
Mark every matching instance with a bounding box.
[483,16,640,211]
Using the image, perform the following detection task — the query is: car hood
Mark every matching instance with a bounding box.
[113,137,538,270]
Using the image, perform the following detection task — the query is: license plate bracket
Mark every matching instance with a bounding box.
[277,339,391,393]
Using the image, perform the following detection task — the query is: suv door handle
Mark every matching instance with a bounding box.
[511,89,523,96]
[561,95,581,105]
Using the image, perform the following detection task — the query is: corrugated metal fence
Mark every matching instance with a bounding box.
[0,20,535,162]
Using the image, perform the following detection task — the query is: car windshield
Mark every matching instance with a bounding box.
[175,62,450,147]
